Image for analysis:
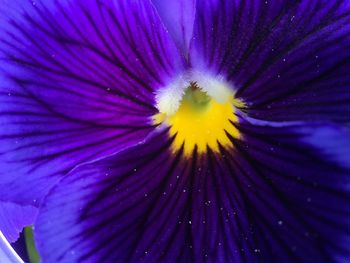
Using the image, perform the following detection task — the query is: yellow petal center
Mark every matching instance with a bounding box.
[154,82,243,156]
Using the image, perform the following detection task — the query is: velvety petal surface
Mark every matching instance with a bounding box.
[0,0,183,205]
[36,120,350,262]
[0,202,36,243]
[151,0,196,56]
[190,0,350,122]
[0,0,184,237]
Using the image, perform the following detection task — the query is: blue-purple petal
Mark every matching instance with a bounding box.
[301,125,350,170]
[191,0,350,122]
[36,120,350,262]
[35,128,192,262]
[1,0,350,261]
[152,0,196,56]
[0,202,36,243]
[0,0,183,236]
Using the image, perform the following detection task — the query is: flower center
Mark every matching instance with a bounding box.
[154,73,243,156]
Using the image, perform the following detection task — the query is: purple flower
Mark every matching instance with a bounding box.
[1,0,350,262]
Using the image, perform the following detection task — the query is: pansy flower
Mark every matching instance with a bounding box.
[1,0,350,262]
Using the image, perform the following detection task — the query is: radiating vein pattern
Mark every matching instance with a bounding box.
[0,0,183,206]
[191,0,350,122]
[37,123,350,262]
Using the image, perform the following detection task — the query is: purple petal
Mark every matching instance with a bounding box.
[0,0,183,233]
[36,121,350,262]
[226,118,350,261]
[0,202,37,243]
[35,128,192,262]
[191,0,350,122]
[151,0,196,56]
[301,125,350,170]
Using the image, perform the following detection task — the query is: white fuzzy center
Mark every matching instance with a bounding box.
[156,71,234,116]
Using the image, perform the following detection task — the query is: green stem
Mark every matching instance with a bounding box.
[24,227,40,263]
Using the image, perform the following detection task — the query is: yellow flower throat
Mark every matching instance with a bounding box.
[154,84,242,156]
